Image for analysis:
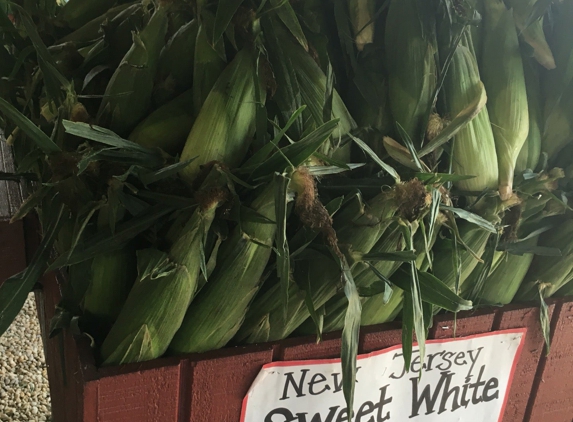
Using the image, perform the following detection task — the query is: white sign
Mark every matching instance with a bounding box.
[241,329,526,422]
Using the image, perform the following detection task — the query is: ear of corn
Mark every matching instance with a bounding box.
[168,184,277,354]
[179,48,262,185]
[97,6,168,136]
[128,89,194,154]
[235,180,430,343]
[280,36,357,144]
[515,219,573,301]
[348,0,375,51]
[542,0,573,159]
[505,0,555,69]
[516,57,542,173]
[57,0,117,29]
[445,33,499,193]
[154,19,199,106]
[193,23,226,116]
[475,247,535,305]
[385,0,437,144]
[100,175,226,365]
[481,0,529,200]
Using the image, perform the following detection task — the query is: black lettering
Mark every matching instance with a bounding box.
[308,373,330,396]
[483,378,499,402]
[409,372,447,417]
[355,402,374,422]
[332,373,343,393]
[469,365,487,405]
[466,347,483,380]
[335,408,348,422]
[437,372,462,414]
[411,355,422,373]
[460,383,471,408]
[375,385,393,422]
[297,407,340,422]
[265,408,298,422]
[426,351,445,372]
[390,353,407,379]
[454,351,467,367]
[281,370,309,400]
[436,352,454,371]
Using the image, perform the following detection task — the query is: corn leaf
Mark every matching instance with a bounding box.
[62,121,156,153]
[339,255,361,415]
[270,0,308,51]
[538,285,551,356]
[275,172,291,320]
[213,0,244,44]
[349,134,400,182]
[0,199,66,337]
[0,97,61,153]
[48,204,174,269]
[419,81,487,157]
[441,205,497,233]
[251,119,339,179]
[361,250,417,262]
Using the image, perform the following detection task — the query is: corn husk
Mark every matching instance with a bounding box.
[100,175,226,365]
[481,0,529,200]
[348,0,375,51]
[169,184,277,354]
[515,219,573,301]
[385,0,437,144]
[542,0,573,159]
[97,6,168,136]
[445,33,499,192]
[128,89,194,154]
[516,57,542,173]
[179,48,261,184]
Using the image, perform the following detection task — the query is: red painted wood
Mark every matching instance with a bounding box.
[360,321,402,354]
[493,304,555,422]
[526,300,573,422]
[0,219,26,285]
[280,332,342,361]
[429,309,495,339]
[188,346,274,422]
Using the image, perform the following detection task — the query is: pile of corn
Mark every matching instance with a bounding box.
[1,0,573,409]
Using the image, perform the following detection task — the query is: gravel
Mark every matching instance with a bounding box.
[0,293,51,421]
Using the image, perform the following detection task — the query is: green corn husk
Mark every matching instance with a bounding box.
[515,219,573,301]
[505,0,555,70]
[385,0,437,144]
[280,36,356,144]
[432,222,491,295]
[555,280,573,298]
[516,57,542,173]
[57,0,117,29]
[83,247,136,325]
[59,2,135,43]
[360,213,444,326]
[179,48,261,185]
[154,19,199,106]
[348,0,375,51]
[235,180,430,344]
[445,33,499,192]
[168,184,277,354]
[482,0,529,200]
[318,222,406,334]
[542,0,573,160]
[193,23,226,116]
[100,176,226,365]
[97,5,168,136]
[128,89,194,154]
[475,248,535,305]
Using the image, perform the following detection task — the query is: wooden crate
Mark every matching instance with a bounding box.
[2,144,573,422]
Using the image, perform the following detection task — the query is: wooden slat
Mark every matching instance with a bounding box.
[493,304,554,422]
[526,299,573,422]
